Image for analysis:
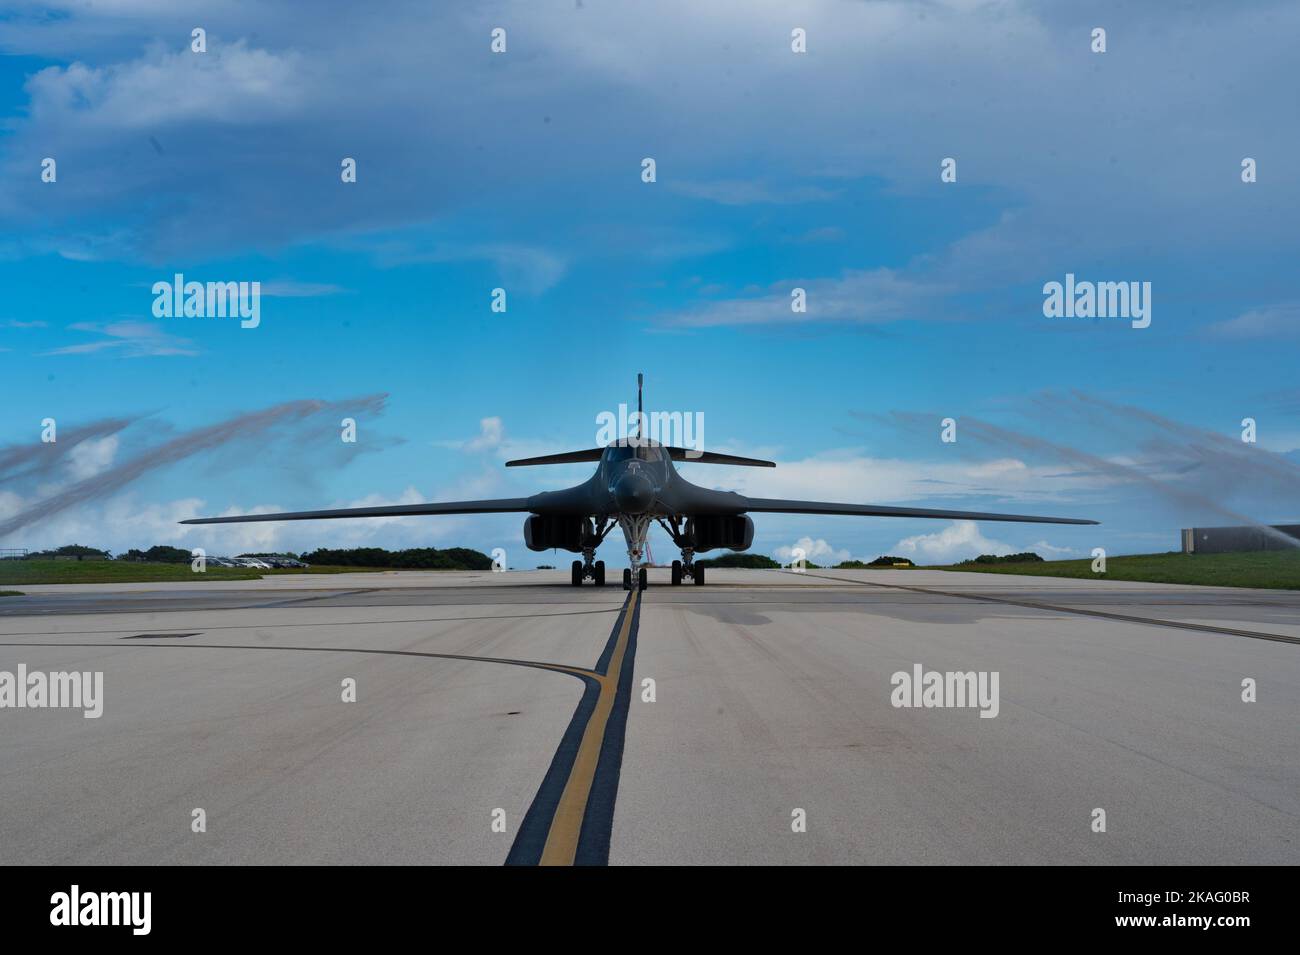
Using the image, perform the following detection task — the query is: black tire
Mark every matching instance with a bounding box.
[594,560,605,586]
[571,560,583,586]
[622,568,632,591]
[694,564,705,585]
[671,560,682,585]
[638,567,648,591]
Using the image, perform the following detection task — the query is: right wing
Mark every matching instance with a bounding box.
[740,498,1097,525]
[506,449,604,467]
[181,498,533,525]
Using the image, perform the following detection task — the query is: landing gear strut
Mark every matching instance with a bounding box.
[670,552,702,585]
[618,513,652,590]
[658,519,705,586]
[570,523,612,586]
[571,555,607,586]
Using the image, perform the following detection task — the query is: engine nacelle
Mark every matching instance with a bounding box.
[690,514,754,553]
[524,514,593,553]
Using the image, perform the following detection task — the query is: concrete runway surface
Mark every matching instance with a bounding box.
[0,568,1296,865]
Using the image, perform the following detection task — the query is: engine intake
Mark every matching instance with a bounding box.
[524,514,593,553]
[689,514,754,553]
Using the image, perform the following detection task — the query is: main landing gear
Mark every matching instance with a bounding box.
[669,559,704,586]
[657,523,705,586]
[571,559,605,586]
[670,558,704,585]
[570,532,610,587]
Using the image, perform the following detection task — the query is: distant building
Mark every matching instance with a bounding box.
[1180,524,1300,554]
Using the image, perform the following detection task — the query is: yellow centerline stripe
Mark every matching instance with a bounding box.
[538,589,639,866]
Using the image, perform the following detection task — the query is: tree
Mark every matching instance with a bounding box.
[695,552,780,569]
[33,544,111,560]
[299,546,494,570]
[963,552,1043,565]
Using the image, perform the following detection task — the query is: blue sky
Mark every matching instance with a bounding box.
[1,0,1297,566]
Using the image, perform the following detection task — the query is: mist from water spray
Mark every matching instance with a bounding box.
[0,417,136,485]
[0,395,388,541]
[867,398,1299,549]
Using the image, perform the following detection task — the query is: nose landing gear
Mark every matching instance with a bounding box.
[618,513,653,590]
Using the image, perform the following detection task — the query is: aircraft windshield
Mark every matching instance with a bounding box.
[606,443,663,462]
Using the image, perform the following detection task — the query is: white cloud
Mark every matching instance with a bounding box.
[1030,539,1077,557]
[701,450,1106,507]
[0,494,207,554]
[65,435,118,481]
[465,417,504,453]
[891,520,1012,564]
[1205,303,1300,340]
[660,268,938,328]
[0,482,521,557]
[669,179,839,206]
[24,39,307,130]
[349,232,570,295]
[43,321,198,357]
[259,281,348,298]
[2,0,1295,285]
[774,536,853,566]
[436,417,506,454]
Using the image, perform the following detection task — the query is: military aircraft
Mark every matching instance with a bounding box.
[182,375,1098,590]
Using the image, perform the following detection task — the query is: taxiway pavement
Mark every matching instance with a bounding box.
[1,569,1295,865]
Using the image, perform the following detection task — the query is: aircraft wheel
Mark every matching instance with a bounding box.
[622,568,632,591]
[571,560,583,586]
[693,564,705,585]
[638,567,648,591]
[671,560,682,585]
[594,561,605,586]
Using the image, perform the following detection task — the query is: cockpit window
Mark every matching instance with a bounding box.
[605,442,663,462]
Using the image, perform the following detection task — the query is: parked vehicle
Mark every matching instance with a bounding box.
[231,557,272,569]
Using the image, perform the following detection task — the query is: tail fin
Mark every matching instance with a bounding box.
[636,372,643,437]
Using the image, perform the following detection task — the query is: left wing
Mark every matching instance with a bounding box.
[181,498,533,525]
[740,497,1097,525]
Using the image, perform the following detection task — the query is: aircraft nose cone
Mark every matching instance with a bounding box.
[613,473,655,513]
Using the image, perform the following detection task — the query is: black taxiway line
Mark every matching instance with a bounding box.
[0,606,620,637]
[2,590,643,867]
[506,588,642,866]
